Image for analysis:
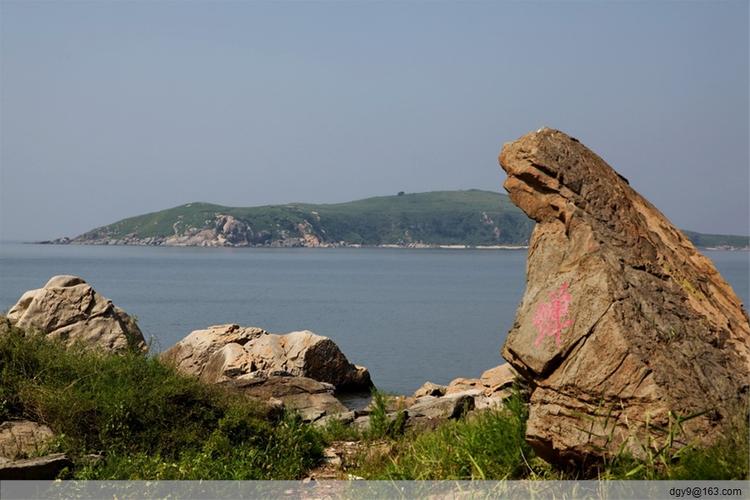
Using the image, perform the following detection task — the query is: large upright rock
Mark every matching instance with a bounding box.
[161,324,372,391]
[6,276,146,353]
[499,128,750,464]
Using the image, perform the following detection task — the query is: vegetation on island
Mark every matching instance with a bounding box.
[69,190,535,246]
[62,190,749,248]
[681,231,750,250]
[1,318,746,481]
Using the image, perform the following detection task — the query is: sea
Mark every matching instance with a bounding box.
[1,243,747,395]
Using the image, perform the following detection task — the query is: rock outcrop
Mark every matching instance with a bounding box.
[499,128,750,464]
[161,324,372,391]
[445,364,518,398]
[0,421,55,461]
[413,381,447,398]
[221,375,348,423]
[413,364,519,411]
[0,421,70,480]
[161,324,372,422]
[0,453,72,480]
[6,276,146,353]
[407,393,476,420]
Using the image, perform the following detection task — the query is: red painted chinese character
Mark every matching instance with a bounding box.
[533,282,573,347]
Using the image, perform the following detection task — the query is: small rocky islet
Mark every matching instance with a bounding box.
[2,128,748,479]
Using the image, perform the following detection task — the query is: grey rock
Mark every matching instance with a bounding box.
[413,381,447,398]
[5,275,146,353]
[407,393,475,420]
[0,421,55,461]
[0,453,71,480]
[162,324,372,391]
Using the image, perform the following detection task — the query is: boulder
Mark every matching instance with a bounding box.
[351,415,371,432]
[0,453,72,480]
[406,393,476,420]
[413,381,447,398]
[444,363,518,397]
[5,275,146,353]
[161,324,267,381]
[0,421,55,461]
[479,363,518,396]
[445,377,482,395]
[162,324,372,391]
[222,375,348,422]
[499,128,750,464]
[313,411,357,429]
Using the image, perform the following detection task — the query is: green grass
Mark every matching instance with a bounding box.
[0,317,323,479]
[355,391,534,480]
[2,316,746,480]
[352,390,748,481]
[598,410,749,480]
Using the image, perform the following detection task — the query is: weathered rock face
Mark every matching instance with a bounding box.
[407,393,476,420]
[0,453,72,480]
[445,364,518,398]
[161,324,372,391]
[499,128,750,464]
[413,381,447,398]
[6,276,146,353]
[411,364,519,416]
[221,375,348,423]
[0,421,55,461]
[0,421,70,480]
[159,324,267,379]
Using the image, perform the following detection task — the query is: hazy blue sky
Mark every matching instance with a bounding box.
[1,1,747,241]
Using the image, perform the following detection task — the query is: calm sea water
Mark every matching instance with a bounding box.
[1,243,747,394]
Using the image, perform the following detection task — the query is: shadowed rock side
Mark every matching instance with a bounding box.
[498,128,750,465]
[5,275,146,353]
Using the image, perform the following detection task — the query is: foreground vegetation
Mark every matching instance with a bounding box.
[317,391,748,481]
[65,189,748,248]
[1,318,747,480]
[0,320,323,479]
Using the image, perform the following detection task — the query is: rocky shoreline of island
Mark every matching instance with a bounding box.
[39,237,531,250]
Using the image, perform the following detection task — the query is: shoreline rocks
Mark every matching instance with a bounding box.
[5,275,146,353]
[221,374,350,423]
[161,324,372,392]
[408,363,520,421]
[161,323,373,423]
[498,128,750,464]
[0,420,70,480]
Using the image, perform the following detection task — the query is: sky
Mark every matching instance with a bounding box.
[1,1,748,241]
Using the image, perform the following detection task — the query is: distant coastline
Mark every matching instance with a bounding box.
[37,239,530,251]
[33,239,750,251]
[34,190,750,251]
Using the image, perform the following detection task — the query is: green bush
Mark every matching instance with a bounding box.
[600,411,749,480]
[366,390,406,440]
[0,320,323,479]
[361,392,532,480]
[3,317,746,481]
[76,413,324,480]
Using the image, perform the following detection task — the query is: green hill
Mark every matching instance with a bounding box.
[59,190,748,249]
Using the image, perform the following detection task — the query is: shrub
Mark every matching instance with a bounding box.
[360,391,532,480]
[0,319,323,479]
